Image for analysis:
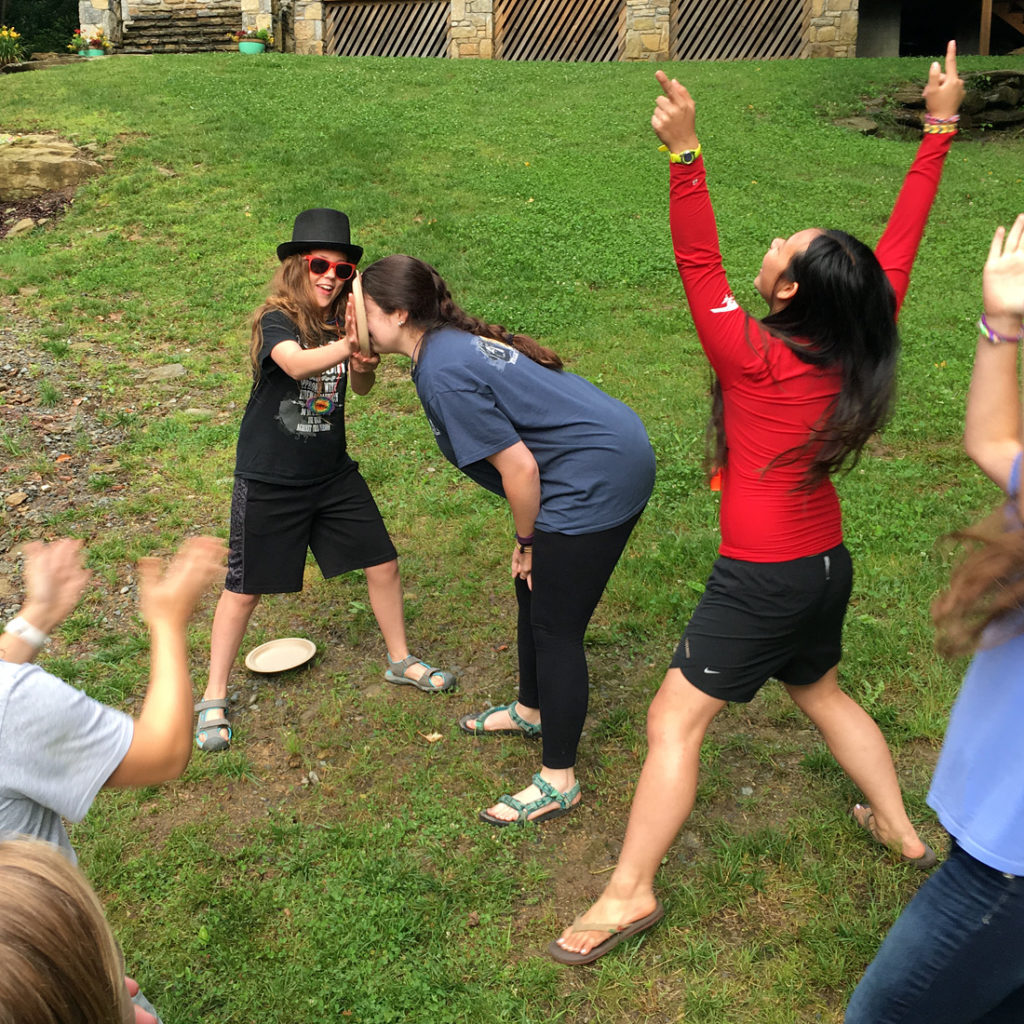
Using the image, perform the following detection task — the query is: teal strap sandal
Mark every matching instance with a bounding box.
[479,772,581,827]
[194,699,231,753]
[458,702,542,737]
[385,654,456,693]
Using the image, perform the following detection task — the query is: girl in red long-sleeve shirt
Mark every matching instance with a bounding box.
[551,43,964,965]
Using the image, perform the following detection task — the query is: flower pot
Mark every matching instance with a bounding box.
[77,48,87,56]
[85,47,104,56]
[238,40,265,54]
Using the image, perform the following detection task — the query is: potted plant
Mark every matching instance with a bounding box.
[67,28,87,55]
[0,24,25,66]
[85,29,112,57]
[233,27,272,54]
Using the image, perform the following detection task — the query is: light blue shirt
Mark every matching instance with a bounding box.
[927,452,1024,874]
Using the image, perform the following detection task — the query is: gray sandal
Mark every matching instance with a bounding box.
[385,654,456,693]
[194,699,231,753]
[458,702,541,737]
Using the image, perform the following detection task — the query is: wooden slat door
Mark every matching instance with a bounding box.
[672,0,805,61]
[495,0,626,62]
[324,0,450,58]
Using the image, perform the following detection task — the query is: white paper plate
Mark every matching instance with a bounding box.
[351,273,371,355]
[244,637,317,673]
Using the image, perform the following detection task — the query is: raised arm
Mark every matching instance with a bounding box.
[875,41,964,312]
[652,71,750,381]
[0,539,91,664]
[963,215,1024,493]
[105,536,226,788]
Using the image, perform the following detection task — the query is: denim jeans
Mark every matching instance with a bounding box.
[846,839,1024,1023]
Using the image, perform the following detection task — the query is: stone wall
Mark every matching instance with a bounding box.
[79,0,123,43]
[82,0,866,59]
[623,0,668,61]
[450,0,492,59]
[804,0,858,59]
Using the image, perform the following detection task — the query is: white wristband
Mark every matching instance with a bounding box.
[4,615,48,649]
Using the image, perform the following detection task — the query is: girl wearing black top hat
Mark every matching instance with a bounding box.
[194,209,454,752]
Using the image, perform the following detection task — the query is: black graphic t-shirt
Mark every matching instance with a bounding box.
[234,310,353,485]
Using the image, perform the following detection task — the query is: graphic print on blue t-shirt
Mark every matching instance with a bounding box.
[475,337,519,369]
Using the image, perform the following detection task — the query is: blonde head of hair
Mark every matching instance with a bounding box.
[0,838,132,1024]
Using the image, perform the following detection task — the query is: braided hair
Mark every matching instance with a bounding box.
[360,255,563,370]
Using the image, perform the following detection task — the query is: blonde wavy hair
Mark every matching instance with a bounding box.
[0,838,132,1024]
[248,253,353,375]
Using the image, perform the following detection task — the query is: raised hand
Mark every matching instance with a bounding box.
[923,39,964,120]
[137,536,227,630]
[19,538,91,635]
[983,214,1024,326]
[652,69,699,154]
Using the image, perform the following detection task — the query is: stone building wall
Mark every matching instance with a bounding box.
[623,0,669,61]
[804,0,859,59]
[82,0,864,59]
[449,0,492,59]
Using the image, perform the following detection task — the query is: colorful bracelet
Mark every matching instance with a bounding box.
[977,314,1024,345]
[923,123,958,134]
[515,532,534,552]
[924,113,960,125]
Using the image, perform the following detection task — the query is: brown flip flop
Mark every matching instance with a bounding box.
[547,900,665,965]
[853,804,937,869]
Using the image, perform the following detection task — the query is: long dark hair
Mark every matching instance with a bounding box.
[360,254,563,370]
[932,503,1024,657]
[708,230,900,490]
[248,254,352,375]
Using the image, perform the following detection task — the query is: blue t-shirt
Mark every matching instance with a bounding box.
[927,452,1024,875]
[412,328,655,534]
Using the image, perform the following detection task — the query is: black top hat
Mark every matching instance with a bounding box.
[277,208,363,263]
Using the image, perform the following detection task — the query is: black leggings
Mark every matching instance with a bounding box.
[515,511,642,770]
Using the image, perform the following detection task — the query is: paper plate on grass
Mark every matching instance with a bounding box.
[244,637,316,673]
[351,272,371,355]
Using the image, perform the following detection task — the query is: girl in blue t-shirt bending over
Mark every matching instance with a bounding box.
[360,254,656,824]
[195,212,454,752]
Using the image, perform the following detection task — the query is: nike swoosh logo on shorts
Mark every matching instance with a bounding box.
[704,667,720,674]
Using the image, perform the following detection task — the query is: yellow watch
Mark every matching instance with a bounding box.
[659,143,702,165]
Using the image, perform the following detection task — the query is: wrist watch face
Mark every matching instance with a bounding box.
[680,149,698,165]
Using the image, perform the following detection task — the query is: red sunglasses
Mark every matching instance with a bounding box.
[303,255,357,281]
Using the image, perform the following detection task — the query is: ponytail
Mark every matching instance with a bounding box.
[361,255,563,370]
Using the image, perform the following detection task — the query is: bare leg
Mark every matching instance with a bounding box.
[199,589,261,745]
[784,667,928,860]
[556,669,725,955]
[364,559,447,690]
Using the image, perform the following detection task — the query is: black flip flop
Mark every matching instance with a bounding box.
[547,900,665,965]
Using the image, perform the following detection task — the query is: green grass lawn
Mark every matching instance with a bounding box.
[2,50,1023,1023]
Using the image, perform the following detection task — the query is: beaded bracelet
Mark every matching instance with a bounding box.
[923,123,958,134]
[924,113,961,125]
[978,314,1024,345]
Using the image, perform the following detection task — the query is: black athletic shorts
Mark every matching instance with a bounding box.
[224,467,398,595]
[670,543,852,703]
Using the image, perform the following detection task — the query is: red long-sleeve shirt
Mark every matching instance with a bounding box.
[670,132,953,561]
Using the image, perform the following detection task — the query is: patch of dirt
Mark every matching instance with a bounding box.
[0,187,76,239]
